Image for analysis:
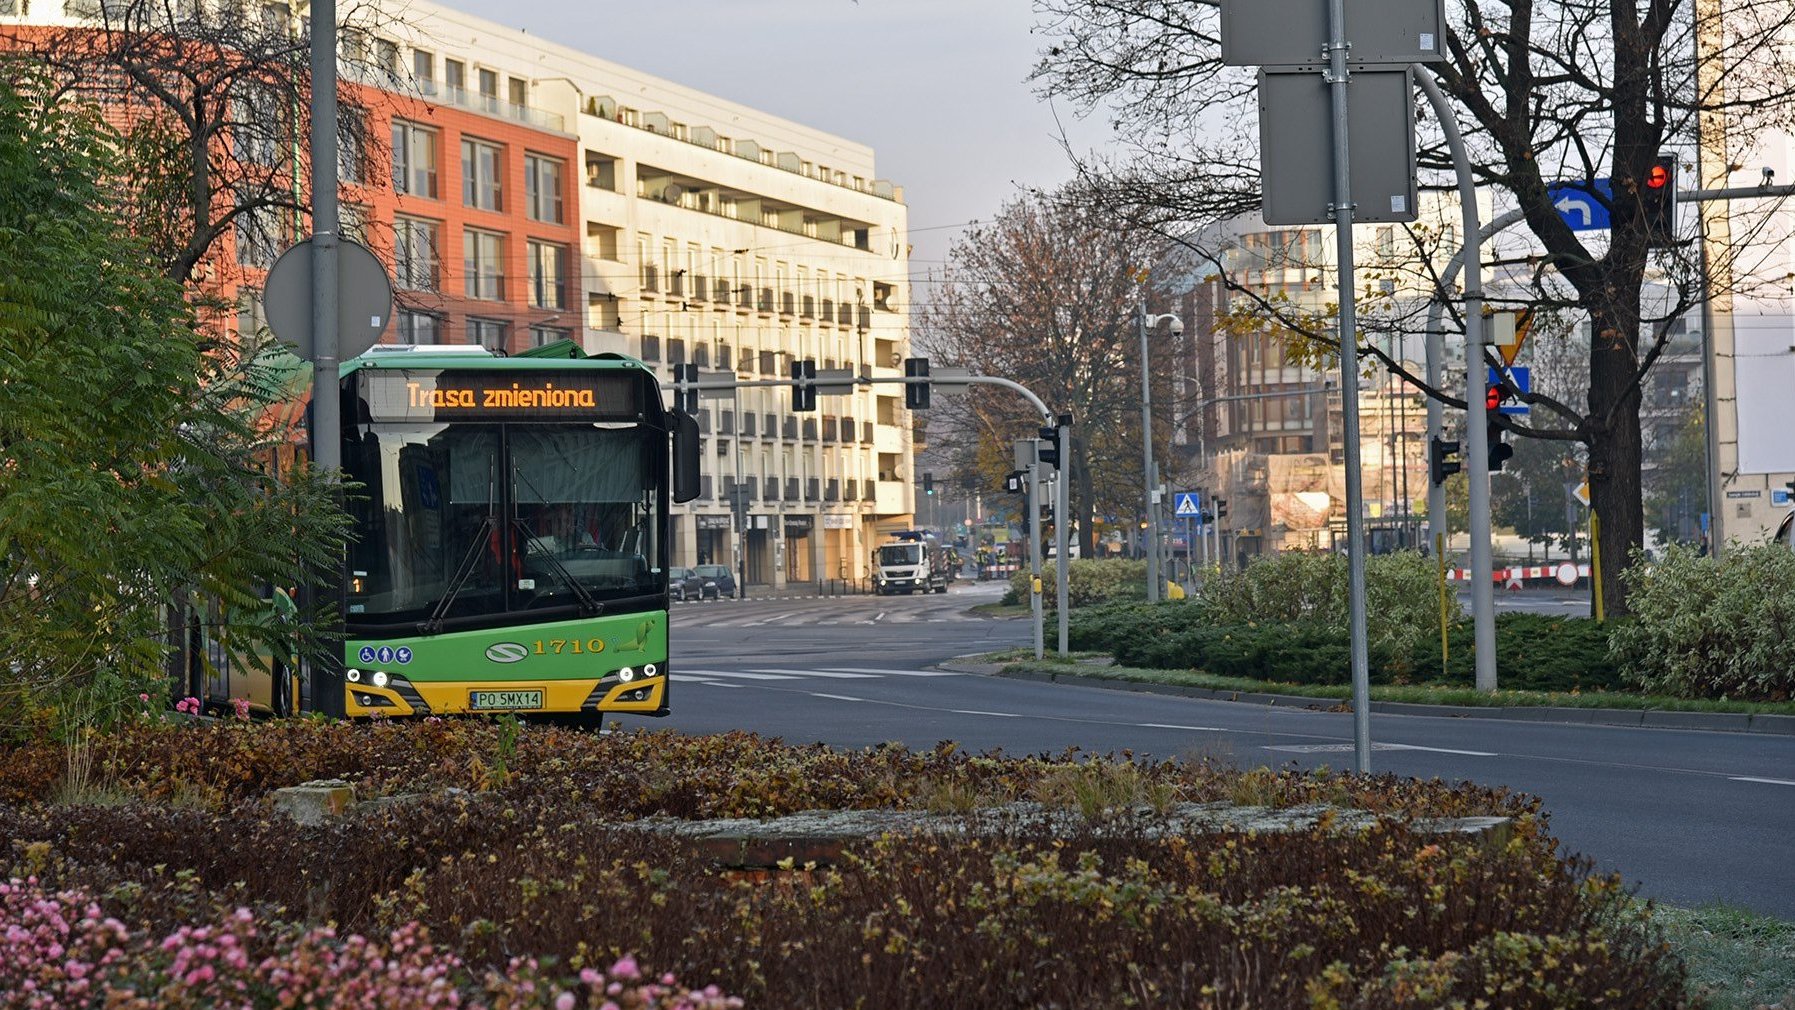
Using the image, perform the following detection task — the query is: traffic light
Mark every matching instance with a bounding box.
[923,472,935,496]
[1036,426,1062,469]
[791,358,816,412]
[903,356,930,409]
[1642,154,1676,247]
[1485,383,1514,472]
[1004,470,1026,494]
[1214,498,1228,521]
[673,363,699,414]
[1429,436,1462,487]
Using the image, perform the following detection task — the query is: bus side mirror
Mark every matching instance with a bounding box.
[672,411,701,504]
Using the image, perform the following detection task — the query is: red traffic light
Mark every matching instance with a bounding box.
[1646,162,1670,189]
[1486,383,1504,411]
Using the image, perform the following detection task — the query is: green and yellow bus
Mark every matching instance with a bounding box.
[179,340,699,723]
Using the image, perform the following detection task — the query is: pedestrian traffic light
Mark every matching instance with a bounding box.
[903,356,930,409]
[1429,436,1462,487]
[1642,154,1676,247]
[791,358,816,412]
[923,472,935,496]
[1485,383,1514,472]
[673,363,699,414]
[1036,426,1062,469]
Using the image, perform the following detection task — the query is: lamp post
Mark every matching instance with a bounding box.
[1139,305,1183,603]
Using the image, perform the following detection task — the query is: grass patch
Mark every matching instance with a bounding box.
[967,601,1032,618]
[1652,902,1795,1010]
[985,653,1795,716]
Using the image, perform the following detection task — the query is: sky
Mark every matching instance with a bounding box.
[448,0,1120,283]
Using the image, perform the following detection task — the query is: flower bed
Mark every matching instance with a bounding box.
[0,720,1691,1008]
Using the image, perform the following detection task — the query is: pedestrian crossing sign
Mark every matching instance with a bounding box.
[1174,492,1202,517]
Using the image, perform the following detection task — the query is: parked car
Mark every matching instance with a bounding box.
[693,564,736,599]
[668,566,711,602]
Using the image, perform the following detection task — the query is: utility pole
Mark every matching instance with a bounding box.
[1138,304,1159,603]
[306,0,345,718]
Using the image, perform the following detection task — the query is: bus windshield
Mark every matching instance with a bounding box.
[343,421,662,627]
[878,544,922,567]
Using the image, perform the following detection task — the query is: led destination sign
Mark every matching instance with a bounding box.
[357,370,644,423]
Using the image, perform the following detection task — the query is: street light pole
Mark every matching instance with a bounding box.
[1139,305,1184,603]
[1138,304,1158,602]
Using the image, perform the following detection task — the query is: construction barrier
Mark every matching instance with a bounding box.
[1444,562,1591,587]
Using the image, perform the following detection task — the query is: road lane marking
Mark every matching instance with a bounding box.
[1265,742,1497,756]
[951,709,1021,718]
[820,667,965,677]
[748,668,880,679]
[1730,776,1795,786]
[1139,723,1230,733]
[680,670,799,681]
[810,693,866,703]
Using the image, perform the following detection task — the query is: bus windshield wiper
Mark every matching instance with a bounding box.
[512,466,604,617]
[423,453,498,634]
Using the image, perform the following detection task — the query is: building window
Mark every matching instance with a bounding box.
[235,204,283,268]
[338,105,366,183]
[411,49,434,93]
[396,309,441,343]
[467,318,507,352]
[462,139,502,211]
[507,77,526,110]
[463,229,504,300]
[530,325,568,348]
[390,120,438,198]
[476,68,499,113]
[444,58,465,95]
[393,216,439,291]
[527,240,567,309]
[236,289,266,337]
[525,154,563,224]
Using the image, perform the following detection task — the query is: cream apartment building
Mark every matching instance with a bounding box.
[345,0,919,587]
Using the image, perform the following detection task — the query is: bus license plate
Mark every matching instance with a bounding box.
[469,690,543,711]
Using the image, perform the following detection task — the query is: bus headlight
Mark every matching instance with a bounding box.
[618,666,636,683]
[643,663,658,678]
[372,670,389,688]
[346,668,363,684]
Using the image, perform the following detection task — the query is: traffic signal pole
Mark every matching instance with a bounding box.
[307,0,346,718]
[1055,416,1072,655]
[1414,71,1496,693]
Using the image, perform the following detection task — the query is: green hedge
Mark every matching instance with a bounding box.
[1004,558,1148,607]
[1070,604,1626,692]
[1201,550,1457,658]
[1610,543,1795,700]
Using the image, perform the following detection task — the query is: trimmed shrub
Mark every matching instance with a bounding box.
[1611,543,1795,700]
[1200,550,1457,659]
[1005,557,1148,607]
[1066,599,1213,652]
[1412,614,1627,692]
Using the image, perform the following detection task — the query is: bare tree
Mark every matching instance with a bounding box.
[1033,0,1795,616]
[3,0,385,288]
[917,188,1174,557]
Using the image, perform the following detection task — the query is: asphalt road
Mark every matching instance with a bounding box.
[633,581,1795,919]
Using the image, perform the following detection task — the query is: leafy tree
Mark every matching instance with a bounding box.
[1032,0,1795,616]
[917,188,1172,558]
[2,0,386,284]
[0,75,348,737]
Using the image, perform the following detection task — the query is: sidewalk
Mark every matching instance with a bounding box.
[938,659,1795,736]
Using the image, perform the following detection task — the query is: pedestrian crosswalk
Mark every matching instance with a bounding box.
[676,666,965,686]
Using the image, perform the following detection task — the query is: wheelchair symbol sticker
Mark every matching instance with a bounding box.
[358,646,377,664]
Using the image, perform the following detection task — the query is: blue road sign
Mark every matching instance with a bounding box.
[1487,365,1531,415]
[1174,492,1202,517]
[1546,179,1612,232]
[1773,488,1792,508]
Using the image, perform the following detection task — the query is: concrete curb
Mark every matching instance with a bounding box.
[944,662,1795,736]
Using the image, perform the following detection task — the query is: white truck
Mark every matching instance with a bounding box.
[873,532,951,595]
